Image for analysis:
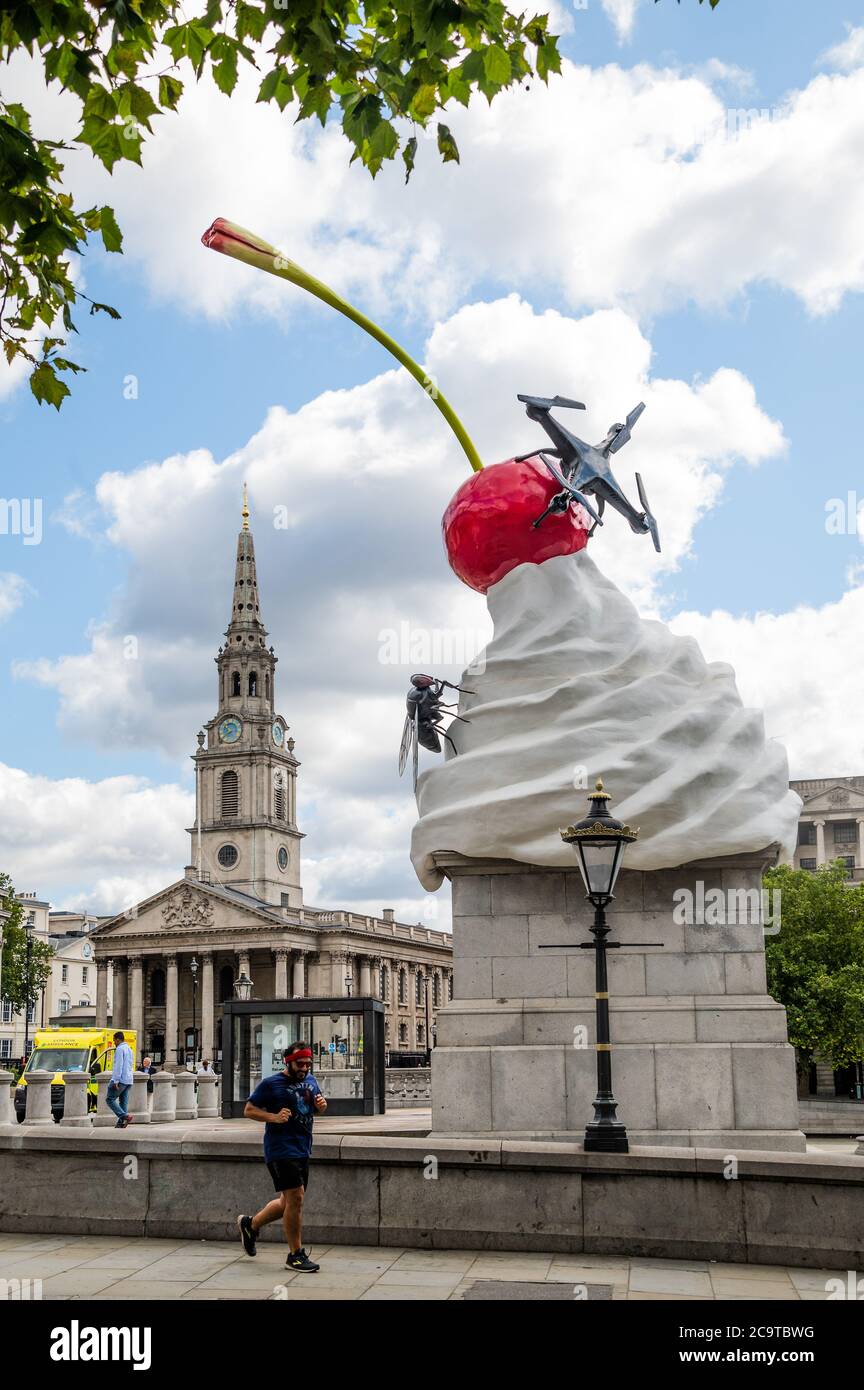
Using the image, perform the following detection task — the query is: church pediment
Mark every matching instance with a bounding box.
[800,784,864,814]
[90,877,292,942]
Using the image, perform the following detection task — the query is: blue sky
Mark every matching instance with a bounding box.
[1,0,863,914]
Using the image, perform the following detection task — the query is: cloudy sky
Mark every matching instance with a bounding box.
[1,0,863,925]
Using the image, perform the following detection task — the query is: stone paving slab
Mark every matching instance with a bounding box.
[0,1232,837,1299]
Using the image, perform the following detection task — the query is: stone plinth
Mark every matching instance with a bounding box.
[430,850,806,1152]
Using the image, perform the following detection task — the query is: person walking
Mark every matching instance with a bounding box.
[237,1040,327,1272]
[106,1030,134,1129]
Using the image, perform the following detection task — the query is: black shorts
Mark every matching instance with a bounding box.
[267,1158,309,1193]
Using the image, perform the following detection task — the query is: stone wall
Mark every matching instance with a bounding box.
[1,1127,863,1269]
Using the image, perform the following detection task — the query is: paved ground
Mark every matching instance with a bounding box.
[0,1232,849,1300]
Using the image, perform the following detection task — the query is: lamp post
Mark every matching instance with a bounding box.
[190,956,199,1069]
[419,972,431,1065]
[559,779,640,1154]
[233,971,253,1002]
[22,915,34,1063]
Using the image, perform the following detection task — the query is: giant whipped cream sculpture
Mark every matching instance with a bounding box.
[203,219,802,891]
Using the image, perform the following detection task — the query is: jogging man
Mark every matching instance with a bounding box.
[106,1030,134,1129]
[238,1040,327,1272]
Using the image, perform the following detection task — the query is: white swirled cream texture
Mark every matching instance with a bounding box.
[411,551,801,891]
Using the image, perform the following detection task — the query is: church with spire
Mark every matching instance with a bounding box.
[89,490,452,1072]
[189,484,303,908]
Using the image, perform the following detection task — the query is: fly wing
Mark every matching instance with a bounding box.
[398,712,415,777]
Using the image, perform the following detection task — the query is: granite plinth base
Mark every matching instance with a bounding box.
[431,851,807,1154]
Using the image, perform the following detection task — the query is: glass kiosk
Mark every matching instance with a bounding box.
[221,996,386,1118]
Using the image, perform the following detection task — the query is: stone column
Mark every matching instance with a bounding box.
[112,958,128,1028]
[150,1071,176,1124]
[95,961,109,1028]
[128,956,144,1042]
[60,1072,92,1127]
[200,952,214,1061]
[21,1071,53,1125]
[174,1070,198,1120]
[273,948,289,998]
[359,957,372,997]
[0,1071,16,1126]
[197,1071,218,1118]
[292,953,305,998]
[165,953,179,1069]
[331,951,347,996]
[128,1071,151,1124]
[857,817,864,870]
[93,1071,117,1127]
[368,956,382,999]
[814,819,826,866]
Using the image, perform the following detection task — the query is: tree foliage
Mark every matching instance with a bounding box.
[0,872,55,1014]
[764,862,864,1071]
[1,1,566,408]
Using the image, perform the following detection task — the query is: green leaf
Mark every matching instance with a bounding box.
[30,362,71,410]
[213,43,239,96]
[436,123,460,165]
[158,75,184,111]
[483,45,511,86]
[411,84,438,120]
[98,205,123,254]
[536,39,562,84]
[403,135,417,184]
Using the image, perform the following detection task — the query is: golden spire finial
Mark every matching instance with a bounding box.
[242,481,250,531]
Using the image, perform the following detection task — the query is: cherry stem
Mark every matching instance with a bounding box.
[202,220,484,473]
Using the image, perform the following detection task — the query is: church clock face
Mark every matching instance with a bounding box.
[218,716,242,744]
[272,721,284,747]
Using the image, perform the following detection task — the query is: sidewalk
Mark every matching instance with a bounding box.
[0,1233,846,1300]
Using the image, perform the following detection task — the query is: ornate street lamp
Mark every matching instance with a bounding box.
[22,915,35,1063]
[233,971,253,1001]
[559,779,639,1154]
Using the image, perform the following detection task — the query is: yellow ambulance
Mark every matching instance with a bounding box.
[14,1028,138,1121]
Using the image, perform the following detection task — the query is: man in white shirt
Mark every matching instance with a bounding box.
[107,1030,135,1129]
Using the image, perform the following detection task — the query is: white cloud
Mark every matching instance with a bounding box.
[9,294,786,907]
[669,583,864,779]
[0,573,31,623]
[3,45,864,352]
[0,762,192,912]
[602,0,642,42]
[820,24,864,72]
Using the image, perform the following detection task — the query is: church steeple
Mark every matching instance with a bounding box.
[188,489,303,907]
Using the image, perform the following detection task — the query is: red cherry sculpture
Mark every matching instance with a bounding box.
[442,456,591,594]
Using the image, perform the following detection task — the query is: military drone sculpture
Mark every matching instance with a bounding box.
[516,395,661,552]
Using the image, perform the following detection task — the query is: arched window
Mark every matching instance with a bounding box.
[447,973,453,1001]
[415,970,423,1006]
[265,672,270,699]
[219,965,235,1002]
[150,968,166,1007]
[231,671,241,697]
[221,770,239,817]
[248,670,258,697]
[380,965,389,1001]
[398,968,406,1005]
[274,775,286,821]
[417,1023,425,1045]
[432,974,440,1007]
[399,1022,407,1044]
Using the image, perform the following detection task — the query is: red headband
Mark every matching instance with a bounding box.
[288,1048,312,1060]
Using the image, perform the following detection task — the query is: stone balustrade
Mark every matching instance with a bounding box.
[21,1071,54,1126]
[386,1067,432,1109]
[0,1071,15,1127]
[59,1072,91,1128]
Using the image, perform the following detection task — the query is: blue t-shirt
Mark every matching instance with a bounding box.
[248,1072,323,1162]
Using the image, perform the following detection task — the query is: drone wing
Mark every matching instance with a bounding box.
[607,401,646,454]
[636,472,661,553]
[517,394,586,411]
